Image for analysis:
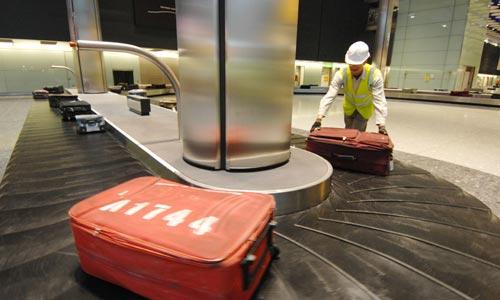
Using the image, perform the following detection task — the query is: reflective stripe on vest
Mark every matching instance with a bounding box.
[342,64,375,119]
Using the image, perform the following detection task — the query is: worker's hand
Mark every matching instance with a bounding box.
[378,125,388,135]
[310,120,322,132]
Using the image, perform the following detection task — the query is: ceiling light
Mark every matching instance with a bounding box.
[151,50,178,58]
[442,24,448,28]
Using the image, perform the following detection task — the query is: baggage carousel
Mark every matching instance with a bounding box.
[1,100,500,299]
[72,91,332,216]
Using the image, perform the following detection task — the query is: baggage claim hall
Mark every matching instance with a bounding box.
[1,0,500,299]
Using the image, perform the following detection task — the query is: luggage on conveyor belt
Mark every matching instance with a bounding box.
[48,94,79,108]
[450,90,471,97]
[108,85,123,94]
[59,100,92,121]
[118,83,139,91]
[75,114,106,134]
[128,88,147,96]
[402,88,417,93]
[69,176,278,300]
[32,89,49,99]
[43,85,64,94]
[127,95,151,116]
[307,127,393,175]
[149,83,167,89]
[159,99,176,109]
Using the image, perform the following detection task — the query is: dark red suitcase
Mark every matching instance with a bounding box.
[69,177,277,300]
[307,127,394,175]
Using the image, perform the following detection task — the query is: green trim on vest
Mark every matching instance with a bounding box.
[343,64,375,120]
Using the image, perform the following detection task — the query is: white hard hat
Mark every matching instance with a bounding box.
[345,41,370,65]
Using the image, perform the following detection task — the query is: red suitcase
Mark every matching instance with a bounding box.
[307,127,394,175]
[69,176,278,300]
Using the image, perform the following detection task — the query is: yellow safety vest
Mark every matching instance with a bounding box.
[342,64,376,120]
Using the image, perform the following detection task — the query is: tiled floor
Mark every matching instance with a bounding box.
[0,97,32,180]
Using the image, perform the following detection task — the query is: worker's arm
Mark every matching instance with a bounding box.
[310,71,343,132]
[371,69,388,130]
[316,71,343,120]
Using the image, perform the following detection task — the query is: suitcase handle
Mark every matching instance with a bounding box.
[332,153,357,161]
[240,220,279,290]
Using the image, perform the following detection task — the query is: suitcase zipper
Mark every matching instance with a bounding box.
[72,219,196,262]
[72,213,274,265]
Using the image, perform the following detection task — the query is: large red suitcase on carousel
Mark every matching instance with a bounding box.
[307,127,393,175]
[69,176,277,300]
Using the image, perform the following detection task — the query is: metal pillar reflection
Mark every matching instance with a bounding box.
[66,0,107,93]
[373,0,395,76]
[176,0,299,170]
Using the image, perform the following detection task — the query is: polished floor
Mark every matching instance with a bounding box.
[0,97,32,180]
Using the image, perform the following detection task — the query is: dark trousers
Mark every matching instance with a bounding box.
[344,110,368,132]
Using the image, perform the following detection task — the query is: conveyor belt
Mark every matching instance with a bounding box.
[1,100,500,299]
[0,101,152,299]
[259,147,500,299]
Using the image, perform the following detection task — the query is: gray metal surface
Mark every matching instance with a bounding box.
[176,0,299,170]
[66,0,107,94]
[75,41,180,101]
[128,139,332,216]
[373,0,395,74]
[75,40,182,136]
[176,0,221,169]
[76,91,332,215]
[225,0,299,169]
[126,98,143,113]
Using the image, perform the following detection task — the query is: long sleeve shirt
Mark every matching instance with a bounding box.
[317,66,388,125]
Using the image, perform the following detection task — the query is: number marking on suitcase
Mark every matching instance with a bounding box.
[143,204,171,220]
[98,200,219,235]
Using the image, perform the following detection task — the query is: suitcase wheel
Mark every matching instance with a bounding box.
[270,245,280,260]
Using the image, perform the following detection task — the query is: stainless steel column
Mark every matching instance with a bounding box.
[176,0,221,169]
[176,0,299,170]
[225,0,298,169]
[67,0,107,93]
[373,0,395,75]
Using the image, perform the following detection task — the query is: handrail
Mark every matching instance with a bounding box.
[72,40,182,137]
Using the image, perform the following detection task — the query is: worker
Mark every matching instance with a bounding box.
[310,41,388,135]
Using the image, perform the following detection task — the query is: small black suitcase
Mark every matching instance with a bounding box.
[32,89,49,100]
[75,114,106,133]
[60,101,92,121]
[127,95,151,116]
[49,95,79,108]
[109,85,123,94]
[43,85,64,94]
